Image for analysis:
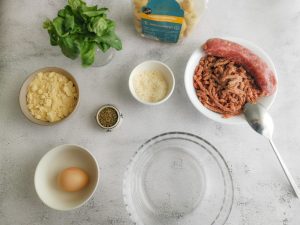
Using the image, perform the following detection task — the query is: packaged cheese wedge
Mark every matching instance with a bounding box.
[132,0,207,43]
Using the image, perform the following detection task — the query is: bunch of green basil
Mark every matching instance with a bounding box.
[43,0,122,67]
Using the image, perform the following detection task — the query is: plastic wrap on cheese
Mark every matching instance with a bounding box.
[132,0,207,43]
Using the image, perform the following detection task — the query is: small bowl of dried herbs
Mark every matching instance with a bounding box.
[96,105,122,131]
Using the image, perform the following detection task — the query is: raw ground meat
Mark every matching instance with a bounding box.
[193,56,262,118]
[203,38,277,96]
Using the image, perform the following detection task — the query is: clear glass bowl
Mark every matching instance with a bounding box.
[92,48,115,67]
[123,132,234,225]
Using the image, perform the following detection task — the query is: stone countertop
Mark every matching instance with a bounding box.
[1,0,300,224]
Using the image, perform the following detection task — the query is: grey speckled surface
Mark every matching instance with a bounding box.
[1,0,300,224]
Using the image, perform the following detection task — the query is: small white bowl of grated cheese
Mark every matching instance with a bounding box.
[129,60,175,105]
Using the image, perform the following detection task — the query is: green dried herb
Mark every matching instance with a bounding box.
[98,107,118,128]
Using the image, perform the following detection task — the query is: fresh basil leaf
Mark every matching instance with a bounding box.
[95,31,122,51]
[49,32,59,46]
[43,19,52,30]
[87,17,107,36]
[80,5,98,12]
[43,20,58,45]
[97,42,110,53]
[59,37,80,59]
[82,8,108,17]
[106,19,116,32]
[106,32,122,50]
[52,17,65,36]
[58,9,65,17]
[78,5,98,20]
[64,15,75,31]
[58,5,73,17]
[70,24,82,34]
[82,11,105,17]
[80,40,96,66]
[68,0,86,10]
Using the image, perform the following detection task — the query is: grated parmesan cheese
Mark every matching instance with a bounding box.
[133,70,169,103]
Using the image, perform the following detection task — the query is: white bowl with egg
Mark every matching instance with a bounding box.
[34,144,99,211]
[19,67,80,126]
[129,60,175,105]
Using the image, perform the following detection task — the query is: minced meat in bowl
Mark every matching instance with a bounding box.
[184,37,278,124]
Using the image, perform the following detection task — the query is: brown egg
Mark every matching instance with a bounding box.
[57,167,89,192]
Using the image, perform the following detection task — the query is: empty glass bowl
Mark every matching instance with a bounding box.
[123,132,233,225]
[92,48,115,67]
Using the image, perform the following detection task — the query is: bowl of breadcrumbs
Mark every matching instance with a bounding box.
[19,67,79,125]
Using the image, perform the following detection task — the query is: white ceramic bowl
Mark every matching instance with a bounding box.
[34,144,99,211]
[19,67,80,126]
[129,60,175,105]
[184,37,278,124]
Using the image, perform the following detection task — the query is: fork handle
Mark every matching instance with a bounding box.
[269,139,300,198]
